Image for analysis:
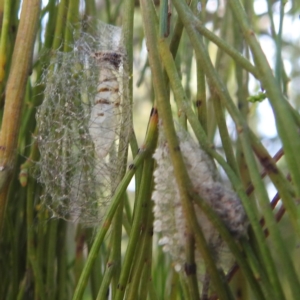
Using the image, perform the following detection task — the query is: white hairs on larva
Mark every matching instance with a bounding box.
[152,125,248,276]
[36,21,130,226]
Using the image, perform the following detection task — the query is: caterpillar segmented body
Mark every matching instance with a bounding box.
[89,51,123,158]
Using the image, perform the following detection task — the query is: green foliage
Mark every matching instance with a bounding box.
[1,1,300,300]
[247,92,267,103]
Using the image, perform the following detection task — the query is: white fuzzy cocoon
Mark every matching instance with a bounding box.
[152,126,248,273]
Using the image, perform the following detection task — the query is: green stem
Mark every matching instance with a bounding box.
[115,147,156,300]
[156,23,267,299]
[86,228,103,299]
[138,237,154,300]
[233,15,252,193]
[105,0,111,23]
[274,0,285,86]
[169,12,184,57]
[266,0,286,89]
[122,0,135,129]
[185,235,200,299]
[63,0,79,52]
[241,239,274,299]
[56,220,67,300]
[179,273,191,300]
[73,229,85,285]
[196,57,207,132]
[229,0,300,199]
[124,192,132,226]
[72,108,158,300]
[212,93,239,176]
[139,208,154,299]
[239,130,297,298]
[16,275,26,300]
[139,1,233,298]
[125,178,154,300]
[168,270,179,299]
[192,17,259,79]
[151,245,168,299]
[6,174,25,300]
[43,0,57,49]
[0,0,40,232]
[99,199,123,300]
[27,177,46,300]
[96,257,117,300]
[171,2,300,298]
[73,157,139,300]
[46,220,58,300]
[52,0,69,50]
[191,194,265,300]
[148,280,159,300]
[159,0,169,37]
[0,0,11,84]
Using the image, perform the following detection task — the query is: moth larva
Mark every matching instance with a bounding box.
[89,51,124,158]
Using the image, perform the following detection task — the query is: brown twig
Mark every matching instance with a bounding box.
[0,0,40,233]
